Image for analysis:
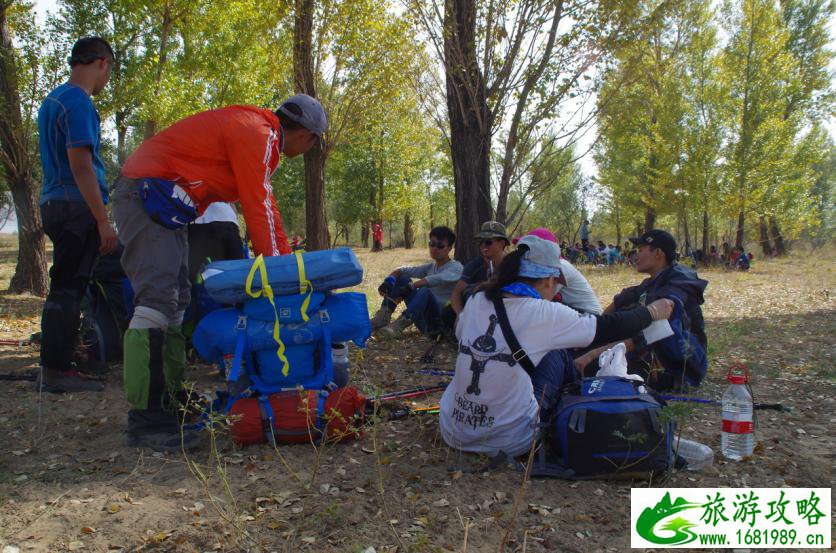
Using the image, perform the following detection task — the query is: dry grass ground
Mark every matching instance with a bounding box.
[0,240,833,552]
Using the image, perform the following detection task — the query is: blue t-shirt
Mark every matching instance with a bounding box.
[38,83,108,204]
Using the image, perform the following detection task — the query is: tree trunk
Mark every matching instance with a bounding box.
[0,2,47,295]
[701,208,709,256]
[682,211,691,252]
[144,4,172,139]
[361,223,369,248]
[613,201,621,247]
[444,0,492,262]
[635,220,643,238]
[644,207,656,233]
[404,212,414,249]
[735,210,745,249]
[757,215,772,257]
[293,0,329,250]
[768,216,785,255]
[8,175,47,295]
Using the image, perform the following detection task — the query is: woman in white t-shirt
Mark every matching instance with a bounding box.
[439,235,673,457]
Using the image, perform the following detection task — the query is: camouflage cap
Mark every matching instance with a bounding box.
[474,220,508,241]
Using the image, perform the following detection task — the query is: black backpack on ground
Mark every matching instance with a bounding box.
[80,248,132,364]
[531,377,676,480]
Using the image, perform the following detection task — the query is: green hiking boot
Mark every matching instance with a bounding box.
[123,327,165,410]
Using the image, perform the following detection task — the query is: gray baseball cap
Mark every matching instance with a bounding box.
[277,94,328,137]
[517,235,562,279]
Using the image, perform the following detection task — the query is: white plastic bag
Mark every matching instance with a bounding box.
[595,342,644,382]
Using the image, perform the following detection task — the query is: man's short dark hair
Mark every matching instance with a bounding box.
[69,36,114,67]
[429,226,456,247]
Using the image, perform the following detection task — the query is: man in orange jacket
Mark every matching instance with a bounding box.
[112,94,327,451]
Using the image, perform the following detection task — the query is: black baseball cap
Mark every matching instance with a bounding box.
[629,229,677,261]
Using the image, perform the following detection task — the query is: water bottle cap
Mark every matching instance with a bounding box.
[726,362,749,384]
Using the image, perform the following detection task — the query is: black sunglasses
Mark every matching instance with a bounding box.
[428,241,449,249]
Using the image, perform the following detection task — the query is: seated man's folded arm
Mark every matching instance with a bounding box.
[451,279,468,314]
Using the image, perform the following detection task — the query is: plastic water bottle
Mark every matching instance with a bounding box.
[674,437,714,471]
[721,364,754,460]
[331,342,350,388]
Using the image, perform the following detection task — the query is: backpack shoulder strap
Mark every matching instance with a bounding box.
[491,296,536,376]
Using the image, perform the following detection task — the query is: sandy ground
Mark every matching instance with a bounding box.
[0,245,833,552]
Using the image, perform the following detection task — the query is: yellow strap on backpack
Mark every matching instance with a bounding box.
[245,254,290,376]
[294,250,313,323]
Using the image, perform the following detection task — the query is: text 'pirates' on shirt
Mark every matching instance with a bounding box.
[439,292,596,456]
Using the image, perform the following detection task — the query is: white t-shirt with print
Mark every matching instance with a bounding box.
[558,259,603,315]
[439,292,597,456]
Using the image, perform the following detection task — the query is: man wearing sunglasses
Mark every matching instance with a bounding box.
[450,221,509,316]
[372,226,463,338]
[36,37,115,394]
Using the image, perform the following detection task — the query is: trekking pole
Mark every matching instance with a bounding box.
[0,371,37,381]
[0,339,31,347]
[659,395,791,412]
[367,383,448,405]
[418,368,454,377]
[387,404,440,421]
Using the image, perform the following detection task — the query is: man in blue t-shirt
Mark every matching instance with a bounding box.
[37,37,116,393]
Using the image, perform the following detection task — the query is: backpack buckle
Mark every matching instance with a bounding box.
[236,315,248,330]
[319,310,330,324]
[512,349,528,362]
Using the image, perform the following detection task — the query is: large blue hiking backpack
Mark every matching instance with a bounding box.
[532,377,674,479]
[191,250,369,444]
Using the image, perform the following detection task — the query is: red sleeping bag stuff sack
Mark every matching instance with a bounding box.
[228,387,366,446]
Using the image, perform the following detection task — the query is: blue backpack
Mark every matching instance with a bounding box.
[532,377,675,479]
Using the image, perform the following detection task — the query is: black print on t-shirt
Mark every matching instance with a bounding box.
[459,314,515,396]
[451,393,495,429]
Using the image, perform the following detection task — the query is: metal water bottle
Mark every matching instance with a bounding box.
[721,364,754,460]
[331,342,350,388]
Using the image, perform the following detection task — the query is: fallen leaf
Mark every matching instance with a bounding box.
[81,527,95,534]
[451,470,463,481]
[432,498,449,507]
[301,536,316,544]
[68,542,85,551]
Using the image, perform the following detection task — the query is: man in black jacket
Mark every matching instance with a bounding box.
[575,229,708,390]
